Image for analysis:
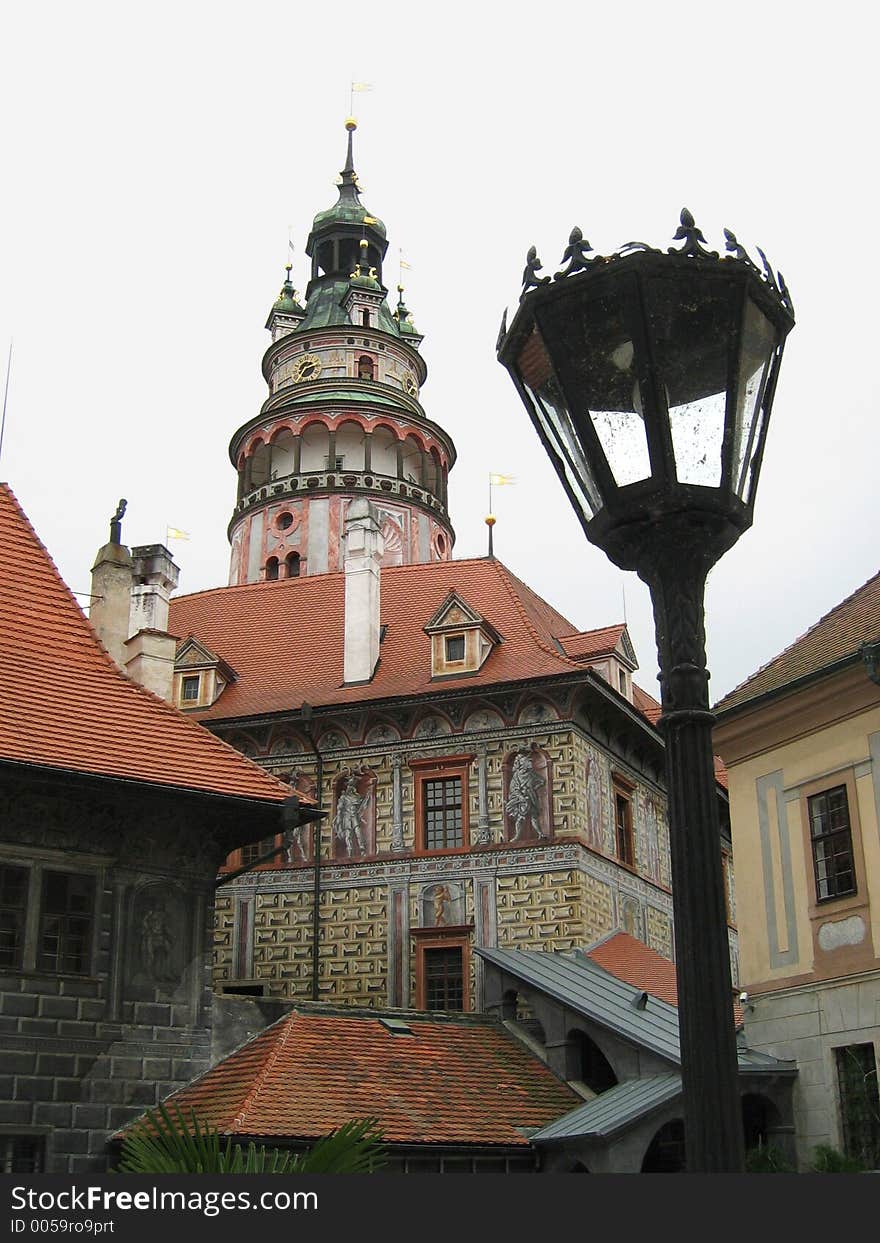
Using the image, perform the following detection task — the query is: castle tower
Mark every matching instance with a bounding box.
[227,121,457,584]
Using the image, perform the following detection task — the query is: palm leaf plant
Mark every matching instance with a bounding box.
[115,1102,385,1174]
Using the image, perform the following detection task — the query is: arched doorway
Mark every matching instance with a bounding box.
[641,1119,686,1172]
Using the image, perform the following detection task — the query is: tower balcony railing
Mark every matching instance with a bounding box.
[234,469,450,523]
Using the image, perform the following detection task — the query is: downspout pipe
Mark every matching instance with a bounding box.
[300,704,324,1002]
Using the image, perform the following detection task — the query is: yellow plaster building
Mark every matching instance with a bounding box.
[714,572,880,1168]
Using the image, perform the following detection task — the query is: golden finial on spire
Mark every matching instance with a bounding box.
[345,116,358,131]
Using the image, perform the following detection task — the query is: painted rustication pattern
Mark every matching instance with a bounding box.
[496,870,603,950]
[319,885,387,1005]
[645,904,674,960]
[256,890,314,997]
[213,891,234,976]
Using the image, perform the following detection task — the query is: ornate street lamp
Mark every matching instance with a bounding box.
[498,211,794,1172]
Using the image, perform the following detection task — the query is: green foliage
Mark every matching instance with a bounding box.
[115,1102,386,1174]
[810,1144,865,1173]
[744,1143,794,1173]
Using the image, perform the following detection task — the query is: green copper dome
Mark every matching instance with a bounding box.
[271,268,305,315]
[308,122,387,242]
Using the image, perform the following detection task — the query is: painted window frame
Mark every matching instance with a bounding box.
[409,755,474,856]
[612,775,636,870]
[412,926,472,1012]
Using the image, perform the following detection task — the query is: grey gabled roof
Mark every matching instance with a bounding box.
[532,1074,682,1142]
[477,948,682,1065]
[476,948,796,1076]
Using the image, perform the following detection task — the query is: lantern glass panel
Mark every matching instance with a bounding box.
[733,297,777,499]
[516,331,602,519]
[644,273,738,488]
[568,288,652,487]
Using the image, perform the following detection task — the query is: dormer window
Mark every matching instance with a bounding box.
[174,637,237,711]
[424,592,501,679]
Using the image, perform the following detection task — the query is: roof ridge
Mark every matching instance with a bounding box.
[489,561,580,669]
[0,484,291,802]
[716,568,880,709]
[557,621,626,641]
[230,1010,299,1131]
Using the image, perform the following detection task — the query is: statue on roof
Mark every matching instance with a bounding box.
[110,498,127,544]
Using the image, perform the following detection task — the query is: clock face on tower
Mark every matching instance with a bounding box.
[292,353,322,383]
[402,373,418,396]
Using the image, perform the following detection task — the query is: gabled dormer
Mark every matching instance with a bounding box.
[174,636,237,710]
[424,592,501,679]
[558,623,639,703]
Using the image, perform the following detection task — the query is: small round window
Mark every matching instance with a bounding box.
[276,512,294,530]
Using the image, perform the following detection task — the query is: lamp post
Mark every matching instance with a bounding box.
[498,212,794,1172]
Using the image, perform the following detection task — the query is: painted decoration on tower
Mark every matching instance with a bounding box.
[620,895,643,939]
[420,882,465,928]
[640,795,662,883]
[283,770,317,864]
[332,767,376,859]
[414,714,452,739]
[379,515,404,566]
[518,698,557,725]
[128,883,187,990]
[502,745,552,843]
[584,749,608,852]
[365,721,399,744]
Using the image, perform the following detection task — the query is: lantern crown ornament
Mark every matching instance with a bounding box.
[497,209,795,577]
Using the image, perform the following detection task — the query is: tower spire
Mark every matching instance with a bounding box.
[341,118,359,192]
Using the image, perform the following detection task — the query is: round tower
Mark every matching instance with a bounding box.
[227,121,456,585]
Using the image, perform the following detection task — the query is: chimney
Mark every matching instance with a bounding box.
[125,544,180,702]
[89,499,133,668]
[129,544,179,635]
[343,498,383,684]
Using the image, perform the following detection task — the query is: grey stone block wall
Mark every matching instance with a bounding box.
[1,771,284,1173]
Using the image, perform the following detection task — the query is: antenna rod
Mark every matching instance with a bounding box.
[0,340,12,465]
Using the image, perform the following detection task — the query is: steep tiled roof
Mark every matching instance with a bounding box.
[0,484,292,804]
[142,1009,580,1145]
[168,557,591,722]
[585,930,743,1025]
[632,682,662,725]
[584,931,680,1007]
[558,623,627,662]
[714,571,880,715]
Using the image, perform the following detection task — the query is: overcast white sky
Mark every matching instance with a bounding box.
[2,1,877,702]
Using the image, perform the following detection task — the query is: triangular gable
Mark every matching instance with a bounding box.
[617,626,638,669]
[175,635,237,681]
[424,591,485,633]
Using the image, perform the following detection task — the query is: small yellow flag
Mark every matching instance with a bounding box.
[351,81,373,92]
[400,258,413,271]
[166,526,190,542]
[489,473,516,486]
[363,215,379,225]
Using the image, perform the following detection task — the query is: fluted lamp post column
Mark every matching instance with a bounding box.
[497,212,794,1172]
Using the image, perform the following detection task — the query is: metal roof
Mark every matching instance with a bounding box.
[531,1075,682,1142]
[477,948,796,1076]
[477,948,682,1065]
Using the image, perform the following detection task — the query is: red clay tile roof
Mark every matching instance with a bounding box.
[148,1010,580,1146]
[168,557,590,722]
[557,623,627,662]
[714,571,880,715]
[632,682,662,725]
[586,931,743,1025]
[0,484,292,804]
